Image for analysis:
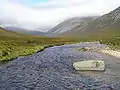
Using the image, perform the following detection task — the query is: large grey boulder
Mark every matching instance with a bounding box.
[73,60,105,71]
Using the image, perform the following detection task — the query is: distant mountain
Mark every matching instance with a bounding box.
[4,26,27,32]
[4,26,45,36]
[26,31,45,36]
[0,27,30,37]
[59,7,120,39]
[46,17,97,36]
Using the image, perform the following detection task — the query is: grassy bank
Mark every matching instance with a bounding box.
[0,36,79,62]
[100,37,120,50]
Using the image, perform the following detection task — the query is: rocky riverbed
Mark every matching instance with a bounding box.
[0,42,120,90]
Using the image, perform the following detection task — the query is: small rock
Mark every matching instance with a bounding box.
[73,60,105,71]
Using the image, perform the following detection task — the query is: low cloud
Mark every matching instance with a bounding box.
[0,0,120,31]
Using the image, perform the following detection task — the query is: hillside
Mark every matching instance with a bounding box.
[0,28,78,62]
[57,7,120,39]
[46,17,96,36]
[0,27,23,37]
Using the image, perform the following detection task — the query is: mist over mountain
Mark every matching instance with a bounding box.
[46,6,120,39]
[0,0,120,32]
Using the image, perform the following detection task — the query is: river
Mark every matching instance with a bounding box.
[0,42,120,90]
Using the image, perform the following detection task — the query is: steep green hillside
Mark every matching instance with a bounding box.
[0,27,35,38]
[0,27,21,37]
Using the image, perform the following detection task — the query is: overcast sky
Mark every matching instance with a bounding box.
[0,0,120,31]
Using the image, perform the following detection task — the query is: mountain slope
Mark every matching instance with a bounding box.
[46,17,96,36]
[4,26,45,36]
[0,27,22,37]
[60,7,120,38]
[0,27,37,38]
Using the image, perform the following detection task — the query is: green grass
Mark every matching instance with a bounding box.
[68,29,120,50]
[75,47,89,52]
[0,27,80,62]
[1,27,120,62]
[100,37,120,50]
[0,36,79,62]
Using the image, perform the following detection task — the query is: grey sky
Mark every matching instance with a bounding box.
[0,0,120,31]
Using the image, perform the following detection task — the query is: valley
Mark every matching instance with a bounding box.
[0,27,79,62]
[0,3,120,90]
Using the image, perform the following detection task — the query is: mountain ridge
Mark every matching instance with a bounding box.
[59,6,120,38]
[46,6,120,39]
[46,17,97,36]
[3,26,45,36]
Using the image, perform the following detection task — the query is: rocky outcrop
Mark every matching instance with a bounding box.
[73,60,105,71]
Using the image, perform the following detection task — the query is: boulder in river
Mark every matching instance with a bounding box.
[73,60,105,71]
